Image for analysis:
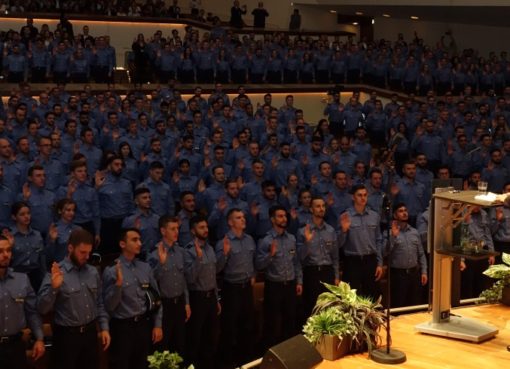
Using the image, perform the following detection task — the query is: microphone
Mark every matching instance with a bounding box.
[382,192,391,212]
[381,193,392,225]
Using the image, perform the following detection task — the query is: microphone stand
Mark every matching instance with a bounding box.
[371,195,406,364]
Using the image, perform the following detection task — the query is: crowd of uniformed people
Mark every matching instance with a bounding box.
[2,18,510,96]
[0,79,508,368]
[0,23,510,369]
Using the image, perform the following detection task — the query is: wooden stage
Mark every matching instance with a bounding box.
[317,304,510,369]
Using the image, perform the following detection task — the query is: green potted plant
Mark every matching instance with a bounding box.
[147,351,194,369]
[306,282,385,356]
[480,252,510,305]
[303,307,357,360]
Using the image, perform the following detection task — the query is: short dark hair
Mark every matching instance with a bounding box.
[261,180,276,190]
[134,187,150,198]
[28,165,44,177]
[189,215,207,230]
[68,228,94,247]
[310,196,325,205]
[70,160,87,172]
[350,184,367,195]
[120,227,141,242]
[369,167,383,177]
[54,198,76,217]
[392,202,407,215]
[269,205,287,219]
[178,159,190,167]
[149,161,164,170]
[227,207,243,220]
[180,191,194,201]
[159,215,179,229]
[11,201,29,216]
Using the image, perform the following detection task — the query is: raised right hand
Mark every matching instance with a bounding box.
[223,235,231,256]
[22,182,31,200]
[340,213,351,233]
[195,239,203,259]
[157,242,168,264]
[95,171,106,187]
[270,239,277,257]
[51,262,64,289]
[48,223,58,242]
[115,260,123,286]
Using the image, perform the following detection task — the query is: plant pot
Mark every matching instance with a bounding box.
[315,335,351,361]
[501,285,510,306]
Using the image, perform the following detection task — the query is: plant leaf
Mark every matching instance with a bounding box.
[502,252,510,266]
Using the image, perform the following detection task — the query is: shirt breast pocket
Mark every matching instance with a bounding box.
[367,223,378,233]
[29,245,43,265]
[29,198,43,207]
[350,217,362,229]
[7,285,27,304]
[61,282,81,297]
[138,278,150,299]
[170,256,185,273]
[85,278,98,299]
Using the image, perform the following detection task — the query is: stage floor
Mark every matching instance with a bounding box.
[317,304,510,369]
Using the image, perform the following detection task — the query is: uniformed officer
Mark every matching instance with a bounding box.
[215,208,256,369]
[122,187,161,259]
[102,228,163,369]
[184,215,220,369]
[0,234,45,369]
[255,205,303,349]
[96,155,134,256]
[297,197,339,318]
[389,203,428,307]
[37,229,110,369]
[147,216,190,357]
[461,206,495,298]
[8,201,46,291]
[339,184,384,300]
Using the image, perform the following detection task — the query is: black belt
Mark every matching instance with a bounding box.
[113,313,149,323]
[345,253,376,261]
[162,294,185,304]
[391,266,419,275]
[0,333,22,344]
[190,289,215,298]
[54,320,96,334]
[304,265,333,272]
[266,279,295,286]
[224,280,252,289]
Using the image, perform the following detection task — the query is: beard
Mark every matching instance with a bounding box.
[195,233,208,241]
[70,252,85,267]
[111,169,123,177]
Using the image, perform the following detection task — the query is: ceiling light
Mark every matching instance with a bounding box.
[382,14,391,18]
[410,16,419,20]
[355,11,363,15]
[372,19,375,24]
[352,22,358,25]
[329,10,337,14]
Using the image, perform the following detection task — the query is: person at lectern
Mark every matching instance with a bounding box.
[490,182,510,262]
[389,203,428,307]
[460,206,495,298]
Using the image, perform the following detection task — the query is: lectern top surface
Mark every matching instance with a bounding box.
[433,190,506,207]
